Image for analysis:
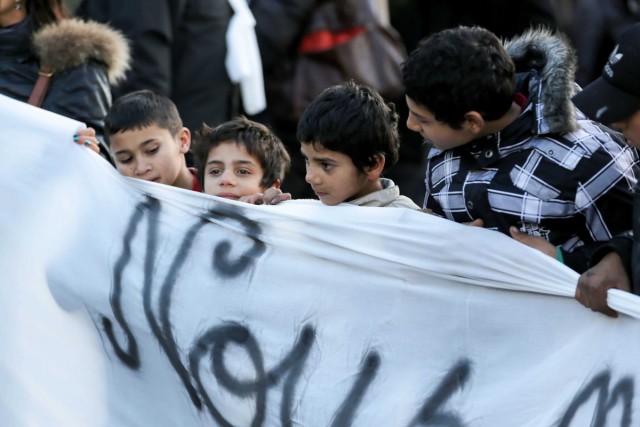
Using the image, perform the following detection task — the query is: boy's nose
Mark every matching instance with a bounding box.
[134,159,151,175]
[305,167,319,184]
[219,170,236,185]
[406,115,420,133]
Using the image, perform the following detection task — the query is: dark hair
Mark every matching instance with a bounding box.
[402,26,515,129]
[297,80,400,172]
[104,90,183,144]
[26,0,68,30]
[192,116,291,189]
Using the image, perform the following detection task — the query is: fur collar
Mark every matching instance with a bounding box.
[505,28,578,134]
[32,18,130,84]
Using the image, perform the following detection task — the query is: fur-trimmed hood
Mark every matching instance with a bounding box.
[505,28,578,134]
[32,18,130,84]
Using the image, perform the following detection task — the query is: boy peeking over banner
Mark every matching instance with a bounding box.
[76,90,200,191]
[401,25,639,274]
[104,90,200,192]
[191,116,291,204]
[264,80,421,209]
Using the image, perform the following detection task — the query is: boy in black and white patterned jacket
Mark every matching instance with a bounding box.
[401,25,639,273]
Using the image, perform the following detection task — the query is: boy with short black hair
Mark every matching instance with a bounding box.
[105,89,199,191]
[191,116,291,203]
[402,25,638,272]
[267,80,420,209]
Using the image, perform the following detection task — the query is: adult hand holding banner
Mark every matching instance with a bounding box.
[1,94,638,426]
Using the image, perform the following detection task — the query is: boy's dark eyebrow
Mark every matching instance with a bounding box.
[205,159,256,166]
[408,107,427,121]
[300,147,337,163]
[113,138,157,155]
[309,155,337,164]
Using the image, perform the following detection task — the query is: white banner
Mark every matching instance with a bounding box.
[1,94,640,426]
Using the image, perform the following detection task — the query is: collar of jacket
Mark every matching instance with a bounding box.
[32,18,130,84]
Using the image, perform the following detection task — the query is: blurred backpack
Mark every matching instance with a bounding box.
[271,0,407,120]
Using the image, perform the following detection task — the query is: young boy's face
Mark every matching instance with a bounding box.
[612,109,640,148]
[203,141,267,200]
[301,142,378,206]
[406,96,473,150]
[110,124,190,186]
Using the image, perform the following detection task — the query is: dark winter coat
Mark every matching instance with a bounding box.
[0,17,129,143]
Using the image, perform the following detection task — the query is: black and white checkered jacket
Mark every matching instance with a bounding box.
[423,29,639,273]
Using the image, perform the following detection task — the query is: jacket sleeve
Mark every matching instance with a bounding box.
[589,233,633,278]
[561,235,632,276]
[559,131,639,273]
[42,61,115,165]
[44,62,109,132]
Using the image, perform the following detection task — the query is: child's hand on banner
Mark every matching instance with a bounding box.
[73,127,101,154]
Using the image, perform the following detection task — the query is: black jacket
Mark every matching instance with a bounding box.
[0,17,129,162]
[77,0,236,132]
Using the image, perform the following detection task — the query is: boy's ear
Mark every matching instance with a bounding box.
[177,127,191,153]
[463,111,485,135]
[271,179,281,190]
[366,154,386,180]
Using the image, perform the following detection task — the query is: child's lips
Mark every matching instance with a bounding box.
[217,192,240,200]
